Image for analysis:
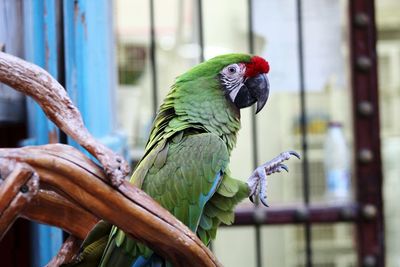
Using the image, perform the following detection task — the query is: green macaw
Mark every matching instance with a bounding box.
[66,53,299,267]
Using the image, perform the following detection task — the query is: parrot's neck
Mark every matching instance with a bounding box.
[205,106,241,154]
[174,100,241,153]
[145,79,242,154]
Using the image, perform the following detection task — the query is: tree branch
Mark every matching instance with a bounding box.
[21,189,98,239]
[0,51,129,186]
[46,236,82,267]
[0,145,221,267]
[0,163,39,240]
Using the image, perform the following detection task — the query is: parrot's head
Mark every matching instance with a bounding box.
[177,54,270,115]
[218,55,270,114]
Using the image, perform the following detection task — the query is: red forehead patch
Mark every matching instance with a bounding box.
[245,56,270,77]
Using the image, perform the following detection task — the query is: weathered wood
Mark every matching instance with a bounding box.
[21,190,98,239]
[0,163,35,212]
[0,164,39,240]
[0,145,221,267]
[46,236,82,267]
[0,51,129,186]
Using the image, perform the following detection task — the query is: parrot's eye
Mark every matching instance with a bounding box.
[221,64,242,77]
[228,67,236,73]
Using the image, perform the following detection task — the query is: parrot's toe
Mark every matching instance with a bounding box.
[277,164,289,173]
[288,150,301,159]
[246,150,300,207]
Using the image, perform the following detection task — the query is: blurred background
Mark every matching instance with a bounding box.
[0,0,399,266]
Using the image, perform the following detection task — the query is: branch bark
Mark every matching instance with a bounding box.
[46,236,82,267]
[0,163,39,240]
[0,51,129,186]
[21,190,98,239]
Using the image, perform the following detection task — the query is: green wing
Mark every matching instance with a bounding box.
[70,132,249,267]
[99,132,232,266]
[197,171,249,245]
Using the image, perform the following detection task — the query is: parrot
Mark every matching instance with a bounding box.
[65,53,299,267]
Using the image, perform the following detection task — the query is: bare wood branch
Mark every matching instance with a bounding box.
[0,160,95,239]
[0,51,130,186]
[0,163,35,212]
[0,163,39,239]
[21,190,98,239]
[46,236,82,267]
[0,145,221,267]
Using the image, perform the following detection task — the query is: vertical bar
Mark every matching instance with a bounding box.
[64,0,113,137]
[55,1,70,242]
[56,0,68,145]
[247,0,259,174]
[247,0,255,54]
[349,1,384,266]
[23,0,64,265]
[63,0,127,156]
[43,0,61,143]
[149,0,159,116]
[23,0,49,145]
[247,1,262,267]
[247,0,258,166]
[295,0,312,266]
[197,0,204,62]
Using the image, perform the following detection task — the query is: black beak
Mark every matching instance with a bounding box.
[233,73,270,114]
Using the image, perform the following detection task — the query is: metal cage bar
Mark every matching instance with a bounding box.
[149,0,159,117]
[197,0,205,63]
[233,204,359,225]
[295,0,312,266]
[349,0,385,266]
[247,1,263,266]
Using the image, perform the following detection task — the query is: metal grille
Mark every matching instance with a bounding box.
[143,0,384,266]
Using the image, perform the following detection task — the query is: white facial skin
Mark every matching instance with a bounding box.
[220,63,246,102]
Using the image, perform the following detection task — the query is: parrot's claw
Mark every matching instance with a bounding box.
[247,150,300,207]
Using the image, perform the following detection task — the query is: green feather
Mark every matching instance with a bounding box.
[216,176,239,197]
[199,214,213,230]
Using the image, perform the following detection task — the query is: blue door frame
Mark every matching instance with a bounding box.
[22,1,127,266]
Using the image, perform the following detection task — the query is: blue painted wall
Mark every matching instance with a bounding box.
[63,0,128,158]
[22,0,127,265]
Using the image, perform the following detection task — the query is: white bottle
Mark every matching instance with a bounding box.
[323,122,351,202]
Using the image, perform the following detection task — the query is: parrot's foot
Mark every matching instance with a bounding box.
[247,151,300,207]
